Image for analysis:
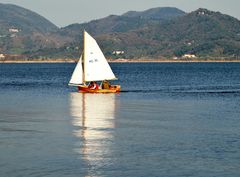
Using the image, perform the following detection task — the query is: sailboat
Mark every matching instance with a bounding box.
[69,31,121,93]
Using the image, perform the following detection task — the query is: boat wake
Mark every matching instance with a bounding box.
[121,89,240,94]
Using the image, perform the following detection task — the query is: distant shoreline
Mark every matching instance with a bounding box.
[0,59,76,63]
[108,59,240,63]
[1,59,240,63]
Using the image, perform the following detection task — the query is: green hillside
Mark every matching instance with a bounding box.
[0,3,70,56]
[97,8,240,59]
[122,7,185,20]
[1,4,240,60]
[0,3,58,33]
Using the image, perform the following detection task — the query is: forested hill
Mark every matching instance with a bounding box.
[97,8,240,59]
[0,3,70,56]
[122,7,185,20]
[58,7,185,38]
[0,3,240,60]
[0,3,58,33]
[58,8,240,59]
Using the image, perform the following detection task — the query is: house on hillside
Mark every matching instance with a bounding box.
[112,50,125,55]
[0,54,5,59]
[182,54,196,59]
[9,28,19,33]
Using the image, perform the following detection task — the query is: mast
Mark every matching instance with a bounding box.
[83,30,86,84]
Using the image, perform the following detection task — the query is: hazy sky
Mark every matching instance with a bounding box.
[1,0,240,27]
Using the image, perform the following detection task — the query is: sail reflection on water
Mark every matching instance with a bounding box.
[70,93,117,167]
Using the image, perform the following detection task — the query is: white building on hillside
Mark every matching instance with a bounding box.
[112,50,125,55]
[182,54,196,58]
[9,28,19,33]
[0,54,5,59]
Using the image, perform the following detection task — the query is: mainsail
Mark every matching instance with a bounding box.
[84,31,117,82]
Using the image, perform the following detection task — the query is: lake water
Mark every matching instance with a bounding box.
[0,62,240,177]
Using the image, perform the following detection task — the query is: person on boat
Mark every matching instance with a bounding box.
[88,81,99,90]
[102,80,111,89]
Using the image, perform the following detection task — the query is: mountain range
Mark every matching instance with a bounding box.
[0,3,240,60]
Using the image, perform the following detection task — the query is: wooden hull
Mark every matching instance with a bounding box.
[78,85,121,93]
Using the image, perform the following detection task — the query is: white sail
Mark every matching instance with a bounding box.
[69,55,83,85]
[84,31,117,82]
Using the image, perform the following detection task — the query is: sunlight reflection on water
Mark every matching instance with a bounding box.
[70,93,117,175]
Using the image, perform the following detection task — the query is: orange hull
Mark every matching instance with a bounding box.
[78,85,121,93]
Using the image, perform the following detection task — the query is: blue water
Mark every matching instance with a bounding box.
[0,62,240,177]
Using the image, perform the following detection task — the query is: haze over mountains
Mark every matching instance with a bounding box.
[0,3,240,60]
